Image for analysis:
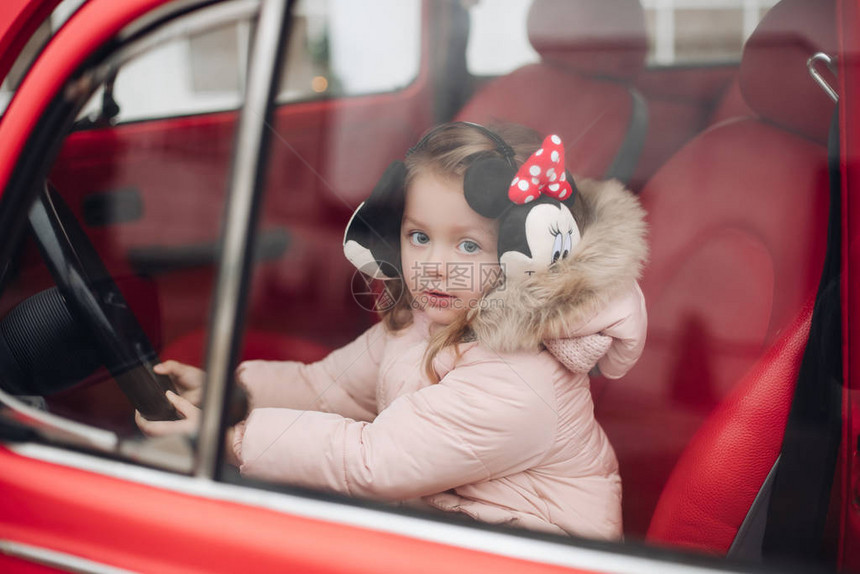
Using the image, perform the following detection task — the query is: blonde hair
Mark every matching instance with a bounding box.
[377,122,542,382]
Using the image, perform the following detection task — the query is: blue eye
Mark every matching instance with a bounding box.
[458,240,480,254]
[409,231,430,246]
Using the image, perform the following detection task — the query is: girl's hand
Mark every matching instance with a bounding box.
[135,390,201,437]
[224,425,241,467]
[154,360,205,406]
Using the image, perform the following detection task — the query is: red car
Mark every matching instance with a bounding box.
[0,0,857,571]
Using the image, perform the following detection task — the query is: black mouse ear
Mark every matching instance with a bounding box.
[560,170,579,209]
[343,161,406,279]
[464,157,517,219]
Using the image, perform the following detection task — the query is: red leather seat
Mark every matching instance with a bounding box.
[456,0,648,182]
[647,302,811,553]
[594,0,837,540]
[708,76,755,127]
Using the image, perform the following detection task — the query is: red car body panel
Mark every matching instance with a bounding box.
[0,445,591,574]
[0,0,172,195]
[0,0,61,84]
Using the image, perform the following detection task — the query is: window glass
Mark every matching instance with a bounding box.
[218,0,845,569]
[643,0,779,65]
[83,20,246,123]
[189,24,243,94]
[466,0,538,76]
[112,0,422,121]
[466,0,780,75]
[107,19,245,122]
[278,0,421,101]
[0,3,248,470]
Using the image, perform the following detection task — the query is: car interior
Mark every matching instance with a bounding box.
[0,0,847,567]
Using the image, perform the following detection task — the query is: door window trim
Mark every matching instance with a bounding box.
[194,0,291,479]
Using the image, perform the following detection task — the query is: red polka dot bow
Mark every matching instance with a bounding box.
[508,134,573,204]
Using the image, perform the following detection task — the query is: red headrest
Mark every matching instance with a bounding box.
[740,0,837,143]
[527,0,647,80]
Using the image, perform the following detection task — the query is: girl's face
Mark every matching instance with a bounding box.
[401,170,500,327]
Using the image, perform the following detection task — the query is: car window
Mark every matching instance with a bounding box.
[276,0,421,101]
[466,0,539,76]
[87,0,421,123]
[642,0,780,64]
[466,0,780,76]
[98,18,247,122]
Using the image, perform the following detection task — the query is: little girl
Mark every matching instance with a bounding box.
[137,122,648,541]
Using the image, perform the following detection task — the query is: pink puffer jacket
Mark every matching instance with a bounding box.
[232,179,648,540]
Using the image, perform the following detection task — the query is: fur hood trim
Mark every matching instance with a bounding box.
[469,179,648,353]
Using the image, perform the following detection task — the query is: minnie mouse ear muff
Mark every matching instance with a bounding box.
[463,134,581,278]
[342,161,406,280]
[464,133,578,219]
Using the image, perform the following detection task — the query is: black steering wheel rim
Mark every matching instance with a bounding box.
[28,182,178,421]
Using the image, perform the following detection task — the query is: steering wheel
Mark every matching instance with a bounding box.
[27,182,179,421]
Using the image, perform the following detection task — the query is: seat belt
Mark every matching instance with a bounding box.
[761,108,843,564]
[603,88,648,184]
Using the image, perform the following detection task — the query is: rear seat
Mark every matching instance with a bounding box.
[456,0,649,184]
[648,301,813,555]
[594,0,837,537]
[708,76,755,127]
